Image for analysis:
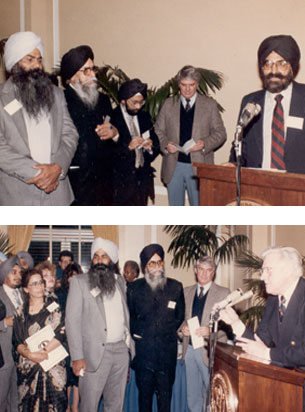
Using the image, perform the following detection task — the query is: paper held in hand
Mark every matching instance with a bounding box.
[174,138,196,155]
[187,316,205,350]
[25,324,68,372]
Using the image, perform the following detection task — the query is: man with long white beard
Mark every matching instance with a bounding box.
[0,31,78,205]
[127,244,185,412]
[60,45,118,205]
[65,237,133,412]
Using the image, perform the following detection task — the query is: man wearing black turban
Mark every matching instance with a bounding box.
[60,45,118,205]
[229,35,305,174]
[127,244,185,412]
[110,79,160,205]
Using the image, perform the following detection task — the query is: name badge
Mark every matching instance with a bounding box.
[168,300,176,309]
[47,301,59,313]
[287,116,304,130]
[4,99,22,116]
[90,287,101,297]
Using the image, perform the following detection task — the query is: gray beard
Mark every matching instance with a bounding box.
[88,263,116,297]
[144,268,167,291]
[73,80,99,109]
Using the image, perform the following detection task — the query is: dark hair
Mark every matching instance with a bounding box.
[22,270,45,304]
[58,250,74,262]
[61,262,83,290]
[123,260,140,277]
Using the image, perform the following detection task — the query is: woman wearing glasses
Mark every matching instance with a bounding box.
[13,269,67,412]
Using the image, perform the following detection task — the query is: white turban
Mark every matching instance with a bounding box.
[4,31,44,72]
[91,237,119,264]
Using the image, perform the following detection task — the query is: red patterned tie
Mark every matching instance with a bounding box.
[271,94,285,170]
[279,295,286,322]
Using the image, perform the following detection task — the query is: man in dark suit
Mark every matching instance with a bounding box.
[219,246,305,367]
[181,256,230,412]
[229,35,305,174]
[0,31,78,205]
[60,45,118,205]
[155,65,226,205]
[127,243,185,412]
[111,79,160,205]
[0,255,23,412]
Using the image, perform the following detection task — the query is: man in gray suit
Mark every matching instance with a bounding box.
[0,255,23,412]
[66,237,133,412]
[181,256,230,412]
[0,31,78,205]
[155,65,226,205]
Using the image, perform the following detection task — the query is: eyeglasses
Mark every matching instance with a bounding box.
[28,280,45,288]
[147,260,164,269]
[262,60,290,71]
[128,98,145,108]
[78,66,98,76]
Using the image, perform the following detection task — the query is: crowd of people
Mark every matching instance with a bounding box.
[1,239,304,412]
[1,31,303,205]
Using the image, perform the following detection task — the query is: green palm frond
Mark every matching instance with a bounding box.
[96,64,130,106]
[0,38,7,69]
[0,230,14,257]
[214,234,248,265]
[240,305,265,330]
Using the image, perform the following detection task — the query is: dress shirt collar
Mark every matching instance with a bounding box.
[197,281,212,296]
[181,93,197,109]
[279,277,299,307]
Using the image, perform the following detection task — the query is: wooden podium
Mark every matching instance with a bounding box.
[194,163,305,205]
[211,342,305,412]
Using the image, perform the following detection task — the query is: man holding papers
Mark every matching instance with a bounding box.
[181,256,230,412]
[155,65,226,205]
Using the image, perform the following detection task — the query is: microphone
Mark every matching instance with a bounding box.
[238,102,261,128]
[210,288,254,324]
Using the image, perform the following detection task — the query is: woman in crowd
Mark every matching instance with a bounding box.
[13,269,67,412]
[56,262,83,412]
[35,261,57,301]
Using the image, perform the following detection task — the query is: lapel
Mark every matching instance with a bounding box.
[251,91,265,164]
[288,81,305,118]
[191,94,205,141]
[171,97,182,143]
[281,278,303,333]
[202,282,219,325]
[49,87,60,156]
[185,284,197,319]
[0,286,16,316]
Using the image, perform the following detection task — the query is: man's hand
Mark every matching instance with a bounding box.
[166,141,178,154]
[4,316,13,327]
[189,139,205,152]
[95,123,118,140]
[128,136,144,151]
[26,163,62,193]
[142,138,153,151]
[219,306,240,325]
[72,359,87,376]
[195,326,210,338]
[236,334,270,360]
[181,324,191,337]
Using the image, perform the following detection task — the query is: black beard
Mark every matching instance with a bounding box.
[261,70,293,93]
[144,267,167,292]
[88,262,116,297]
[11,64,55,118]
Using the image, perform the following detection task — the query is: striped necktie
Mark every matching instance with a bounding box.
[279,295,286,322]
[185,98,191,112]
[198,287,204,299]
[271,94,285,170]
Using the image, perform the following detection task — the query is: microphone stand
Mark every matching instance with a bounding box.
[206,312,220,412]
[234,125,243,206]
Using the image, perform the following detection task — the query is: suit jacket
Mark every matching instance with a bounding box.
[181,282,230,366]
[0,299,5,368]
[0,78,79,205]
[127,277,185,371]
[110,106,160,205]
[243,277,305,367]
[155,94,227,184]
[0,287,17,370]
[229,81,305,174]
[65,273,134,372]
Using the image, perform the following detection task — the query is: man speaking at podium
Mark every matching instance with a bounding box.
[219,246,305,369]
[228,35,305,174]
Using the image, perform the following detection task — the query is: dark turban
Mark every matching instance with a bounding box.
[60,45,94,87]
[0,255,20,286]
[258,35,301,75]
[140,243,164,270]
[17,251,34,270]
[118,79,147,102]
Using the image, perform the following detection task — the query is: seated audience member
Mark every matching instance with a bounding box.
[56,250,74,287]
[0,255,23,411]
[35,260,57,300]
[154,65,226,206]
[16,250,34,271]
[60,45,118,205]
[111,79,160,205]
[13,269,67,412]
[228,35,305,173]
[0,31,78,206]
[123,260,140,284]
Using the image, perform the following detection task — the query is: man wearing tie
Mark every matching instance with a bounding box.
[0,255,23,412]
[180,256,230,412]
[228,35,305,174]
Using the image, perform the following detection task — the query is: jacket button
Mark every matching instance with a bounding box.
[290,341,296,346]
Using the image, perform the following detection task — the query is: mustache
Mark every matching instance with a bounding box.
[265,73,286,80]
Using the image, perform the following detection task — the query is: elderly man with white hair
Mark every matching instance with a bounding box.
[219,246,305,367]
[65,237,134,412]
[0,31,78,205]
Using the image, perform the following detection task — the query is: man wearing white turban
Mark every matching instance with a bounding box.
[65,237,134,412]
[0,31,79,205]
